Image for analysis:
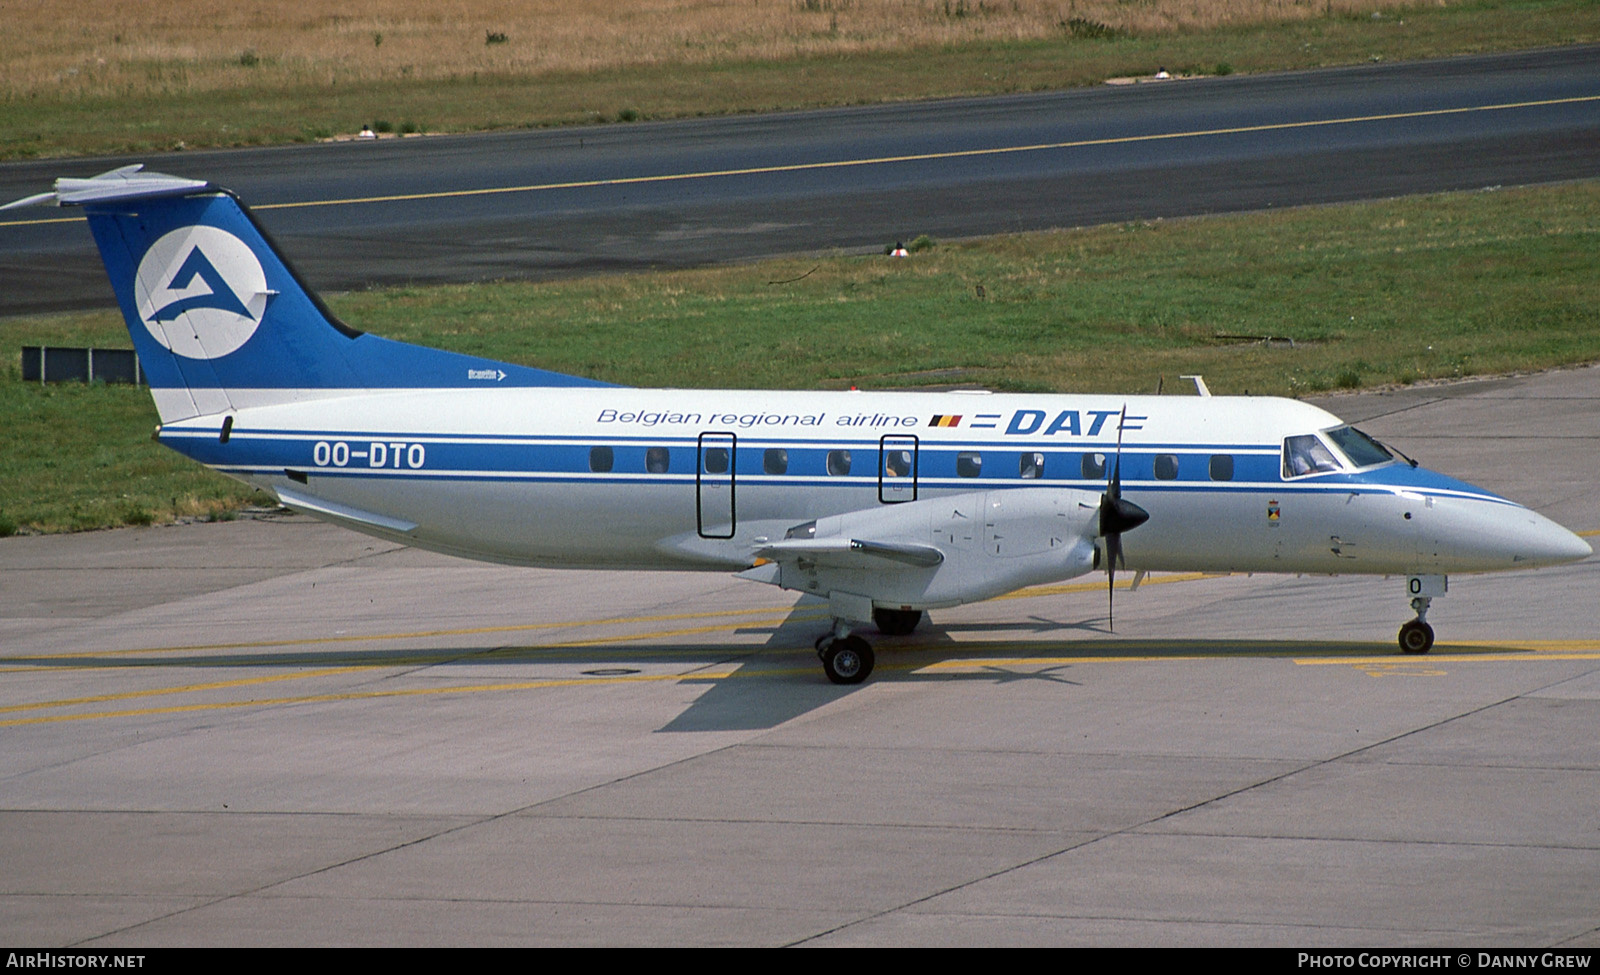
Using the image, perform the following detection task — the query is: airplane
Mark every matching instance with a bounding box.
[5,166,1590,683]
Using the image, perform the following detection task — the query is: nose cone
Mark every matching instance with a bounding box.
[1529,515,1595,566]
[1420,496,1591,571]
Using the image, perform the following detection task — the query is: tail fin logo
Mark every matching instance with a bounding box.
[135,226,268,360]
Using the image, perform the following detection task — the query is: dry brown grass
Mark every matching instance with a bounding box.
[4,0,1436,99]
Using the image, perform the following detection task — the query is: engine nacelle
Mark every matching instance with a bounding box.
[771,488,1102,611]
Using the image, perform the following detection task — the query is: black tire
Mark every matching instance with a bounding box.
[873,608,923,636]
[1398,620,1435,655]
[822,636,875,684]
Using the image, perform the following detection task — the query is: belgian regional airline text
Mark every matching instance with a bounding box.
[592,407,1148,435]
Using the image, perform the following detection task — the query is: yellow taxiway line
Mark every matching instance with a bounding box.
[0,605,816,664]
[1,573,1195,668]
[918,641,1600,672]
[6,569,1596,728]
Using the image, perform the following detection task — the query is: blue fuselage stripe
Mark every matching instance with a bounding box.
[166,430,1510,504]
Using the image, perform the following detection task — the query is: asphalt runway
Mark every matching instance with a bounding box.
[2,366,1596,947]
[2,45,1598,316]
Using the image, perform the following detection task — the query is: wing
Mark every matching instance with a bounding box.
[737,489,1103,612]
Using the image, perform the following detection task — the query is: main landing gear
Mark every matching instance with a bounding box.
[1398,574,1446,655]
[816,624,874,685]
[814,609,923,684]
[872,607,922,637]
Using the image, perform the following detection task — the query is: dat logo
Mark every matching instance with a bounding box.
[135,226,269,360]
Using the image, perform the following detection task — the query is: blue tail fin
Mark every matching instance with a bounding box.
[20,167,609,422]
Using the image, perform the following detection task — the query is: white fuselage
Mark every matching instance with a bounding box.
[156,386,1589,589]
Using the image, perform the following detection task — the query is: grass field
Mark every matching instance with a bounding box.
[10,0,1421,97]
[3,180,1596,535]
[4,0,1598,158]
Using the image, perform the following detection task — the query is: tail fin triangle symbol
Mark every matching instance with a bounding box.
[148,246,255,323]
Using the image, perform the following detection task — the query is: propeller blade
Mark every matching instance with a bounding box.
[1106,530,1119,632]
[1097,404,1149,632]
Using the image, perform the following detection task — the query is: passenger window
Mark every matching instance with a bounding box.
[1282,435,1340,478]
[1082,452,1106,479]
[1154,454,1178,480]
[1020,452,1044,479]
[646,447,671,474]
[827,450,852,476]
[764,448,788,475]
[884,449,912,477]
[1209,454,1234,481]
[956,452,982,478]
[703,447,729,475]
[589,446,614,473]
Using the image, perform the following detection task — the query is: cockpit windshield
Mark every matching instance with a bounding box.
[1282,435,1341,478]
[1324,425,1394,469]
[1282,426,1396,479]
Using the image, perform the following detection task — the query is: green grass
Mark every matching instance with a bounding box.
[337,182,1600,394]
[0,380,252,534]
[3,181,1598,533]
[4,0,1598,159]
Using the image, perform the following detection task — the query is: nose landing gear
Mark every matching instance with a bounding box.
[1398,574,1446,654]
[1399,617,1434,654]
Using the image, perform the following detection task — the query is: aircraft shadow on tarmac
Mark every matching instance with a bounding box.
[11,604,1536,736]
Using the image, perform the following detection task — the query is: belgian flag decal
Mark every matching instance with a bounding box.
[929,415,962,428]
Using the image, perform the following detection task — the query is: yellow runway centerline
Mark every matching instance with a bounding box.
[4,94,1594,229]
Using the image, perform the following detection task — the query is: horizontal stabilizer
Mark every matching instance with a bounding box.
[0,165,211,209]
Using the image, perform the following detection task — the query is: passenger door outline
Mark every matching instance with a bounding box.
[697,431,737,539]
[879,434,919,504]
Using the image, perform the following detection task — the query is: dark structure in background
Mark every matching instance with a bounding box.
[20,347,143,385]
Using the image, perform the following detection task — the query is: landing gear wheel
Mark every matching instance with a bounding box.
[821,636,874,685]
[873,608,923,636]
[1398,620,1435,655]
